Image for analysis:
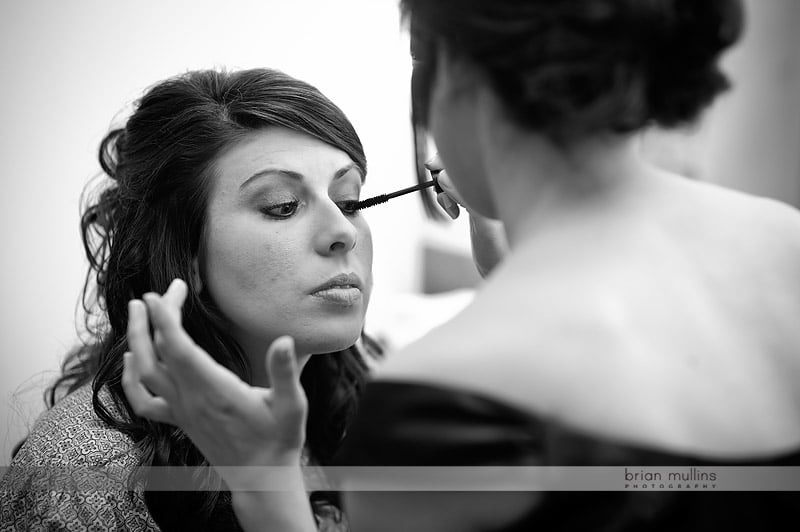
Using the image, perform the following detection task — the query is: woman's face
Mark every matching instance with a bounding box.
[201,127,373,358]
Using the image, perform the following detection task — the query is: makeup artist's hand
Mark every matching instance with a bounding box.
[425,154,462,220]
[426,154,509,277]
[122,279,308,490]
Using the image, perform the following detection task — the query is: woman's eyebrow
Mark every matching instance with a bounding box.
[239,168,303,190]
[240,163,363,190]
[333,163,364,184]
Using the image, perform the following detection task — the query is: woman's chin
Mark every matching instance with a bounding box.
[296,329,363,355]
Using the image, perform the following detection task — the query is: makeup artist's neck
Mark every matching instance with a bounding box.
[483,130,657,248]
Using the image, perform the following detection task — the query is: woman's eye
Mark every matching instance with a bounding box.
[338,200,359,216]
[261,201,299,218]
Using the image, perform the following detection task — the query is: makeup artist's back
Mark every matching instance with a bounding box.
[338,0,800,530]
[377,171,800,453]
[342,155,800,532]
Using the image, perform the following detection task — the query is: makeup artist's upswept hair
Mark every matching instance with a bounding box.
[404,0,744,213]
[47,68,377,531]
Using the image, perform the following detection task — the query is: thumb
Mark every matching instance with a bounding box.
[434,168,459,199]
[434,169,464,220]
[266,336,305,406]
[162,278,189,313]
[437,191,460,219]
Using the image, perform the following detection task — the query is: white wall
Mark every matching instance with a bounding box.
[641,0,800,205]
[702,0,800,204]
[0,0,423,466]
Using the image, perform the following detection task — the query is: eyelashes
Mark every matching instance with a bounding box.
[260,201,299,218]
[260,199,360,219]
[337,200,359,216]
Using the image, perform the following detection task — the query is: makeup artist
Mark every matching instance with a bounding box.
[121,0,800,530]
[339,0,800,530]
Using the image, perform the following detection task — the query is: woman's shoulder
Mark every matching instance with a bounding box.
[0,385,158,531]
[673,176,800,254]
[373,296,800,460]
[371,303,630,425]
[11,383,141,470]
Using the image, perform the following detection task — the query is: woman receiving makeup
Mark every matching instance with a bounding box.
[2,67,378,532]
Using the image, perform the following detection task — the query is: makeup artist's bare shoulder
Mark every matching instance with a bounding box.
[373,184,800,456]
[370,290,562,401]
[678,176,800,256]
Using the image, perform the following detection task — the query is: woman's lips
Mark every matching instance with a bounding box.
[311,286,362,306]
[310,272,364,306]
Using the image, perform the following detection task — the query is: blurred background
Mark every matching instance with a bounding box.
[1,0,798,467]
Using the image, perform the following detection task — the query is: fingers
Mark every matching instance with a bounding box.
[127,299,175,401]
[122,352,175,424]
[266,337,303,399]
[265,336,307,450]
[265,336,307,415]
[436,169,461,219]
[142,291,199,366]
[143,291,237,395]
[424,152,443,172]
[161,278,188,315]
[426,154,462,220]
[436,191,460,219]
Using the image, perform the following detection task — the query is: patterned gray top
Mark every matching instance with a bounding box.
[0,384,159,531]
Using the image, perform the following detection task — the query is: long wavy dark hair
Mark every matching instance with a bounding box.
[45,68,380,531]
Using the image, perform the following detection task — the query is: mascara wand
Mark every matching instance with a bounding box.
[348,176,442,211]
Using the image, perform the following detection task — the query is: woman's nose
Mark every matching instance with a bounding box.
[314,202,358,256]
[424,152,443,175]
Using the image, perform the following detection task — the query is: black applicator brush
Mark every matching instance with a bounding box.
[347,176,442,211]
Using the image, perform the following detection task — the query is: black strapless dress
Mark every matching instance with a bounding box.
[335,381,800,531]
